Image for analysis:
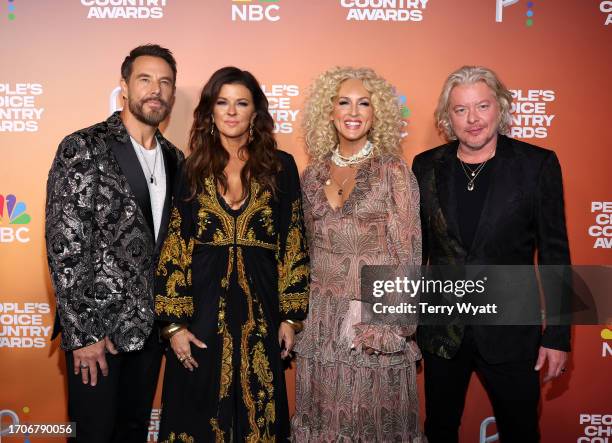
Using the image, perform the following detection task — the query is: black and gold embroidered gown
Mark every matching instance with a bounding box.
[155,151,309,443]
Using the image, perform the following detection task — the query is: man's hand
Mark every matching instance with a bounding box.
[279,322,296,359]
[72,337,118,386]
[534,346,568,383]
[170,329,206,372]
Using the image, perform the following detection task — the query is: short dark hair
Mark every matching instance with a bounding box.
[120,44,177,84]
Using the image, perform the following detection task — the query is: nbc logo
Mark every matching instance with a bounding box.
[7,0,16,21]
[602,327,612,358]
[231,0,280,22]
[0,194,31,243]
[495,0,535,26]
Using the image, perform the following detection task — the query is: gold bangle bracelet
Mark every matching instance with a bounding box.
[161,323,186,340]
[283,319,304,333]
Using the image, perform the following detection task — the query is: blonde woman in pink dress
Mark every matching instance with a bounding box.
[291,67,423,442]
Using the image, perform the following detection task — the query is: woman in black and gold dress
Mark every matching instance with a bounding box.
[154,67,309,442]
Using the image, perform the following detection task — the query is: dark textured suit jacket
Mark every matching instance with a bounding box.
[45,111,184,352]
[412,134,571,363]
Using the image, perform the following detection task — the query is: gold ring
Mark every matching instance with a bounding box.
[178,355,186,362]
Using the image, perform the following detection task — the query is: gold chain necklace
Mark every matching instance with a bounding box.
[457,150,495,191]
[325,175,351,196]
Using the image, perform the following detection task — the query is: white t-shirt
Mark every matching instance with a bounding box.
[130,136,167,241]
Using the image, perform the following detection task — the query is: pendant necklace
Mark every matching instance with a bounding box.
[458,150,495,191]
[325,175,351,196]
[135,142,160,185]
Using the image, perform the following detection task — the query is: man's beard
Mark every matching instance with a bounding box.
[128,96,171,127]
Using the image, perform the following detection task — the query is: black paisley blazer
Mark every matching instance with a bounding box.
[45,111,184,352]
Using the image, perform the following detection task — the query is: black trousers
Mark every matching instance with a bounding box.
[423,327,541,443]
[65,329,163,443]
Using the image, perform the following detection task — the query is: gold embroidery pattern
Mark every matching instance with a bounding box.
[240,236,278,250]
[210,418,225,443]
[199,178,277,249]
[236,246,260,443]
[160,432,194,443]
[200,177,235,247]
[278,199,309,314]
[218,297,233,400]
[256,303,268,337]
[221,247,234,289]
[156,207,194,318]
[279,292,309,313]
[180,177,284,440]
[252,341,274,390]
[155,296,194,318]
[264,401,276,442]
[261,206,275,236]
[236,181,274,241]
[196,203,211,238]
[252,339,276,441]
[157,208,193,277]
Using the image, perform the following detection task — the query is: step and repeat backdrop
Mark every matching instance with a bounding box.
[1,1,611,442]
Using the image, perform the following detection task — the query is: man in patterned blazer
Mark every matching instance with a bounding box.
[412,66,570,443]
[45,44,184,443]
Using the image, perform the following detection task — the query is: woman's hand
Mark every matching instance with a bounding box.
[170,329,207,371]
[278,322,296,359]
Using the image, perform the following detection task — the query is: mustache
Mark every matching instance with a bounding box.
[142,97,169,107]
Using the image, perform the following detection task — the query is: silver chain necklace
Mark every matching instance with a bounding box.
[134,140,160,185]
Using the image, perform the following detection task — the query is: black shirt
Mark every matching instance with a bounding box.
[454,155,497,250]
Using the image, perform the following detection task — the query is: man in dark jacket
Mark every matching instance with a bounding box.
[412,65,570,443]
[45,44,184,443]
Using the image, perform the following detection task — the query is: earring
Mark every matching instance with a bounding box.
[248,121,254,143]
[210,115,215,136]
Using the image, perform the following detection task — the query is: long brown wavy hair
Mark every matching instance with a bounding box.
[185,66,280,201]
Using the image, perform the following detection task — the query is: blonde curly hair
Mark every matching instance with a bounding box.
[303,67,403,162]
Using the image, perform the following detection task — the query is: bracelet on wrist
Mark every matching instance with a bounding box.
[283,319,304,333]
[161,323,187,340]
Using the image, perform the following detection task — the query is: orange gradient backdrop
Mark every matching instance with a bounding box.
[1,1,611,442]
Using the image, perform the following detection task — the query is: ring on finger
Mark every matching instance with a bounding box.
[177,355,186,362]
[80,363,89,369]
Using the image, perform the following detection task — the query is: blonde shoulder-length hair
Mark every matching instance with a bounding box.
[434,65,513,141]
[303,67,403,162]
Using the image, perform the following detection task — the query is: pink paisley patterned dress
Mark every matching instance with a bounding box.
[291,154,424,442]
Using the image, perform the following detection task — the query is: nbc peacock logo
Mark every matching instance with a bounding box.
[0,194,31,243]
[495,0,536,27]
[396,92,412,138]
